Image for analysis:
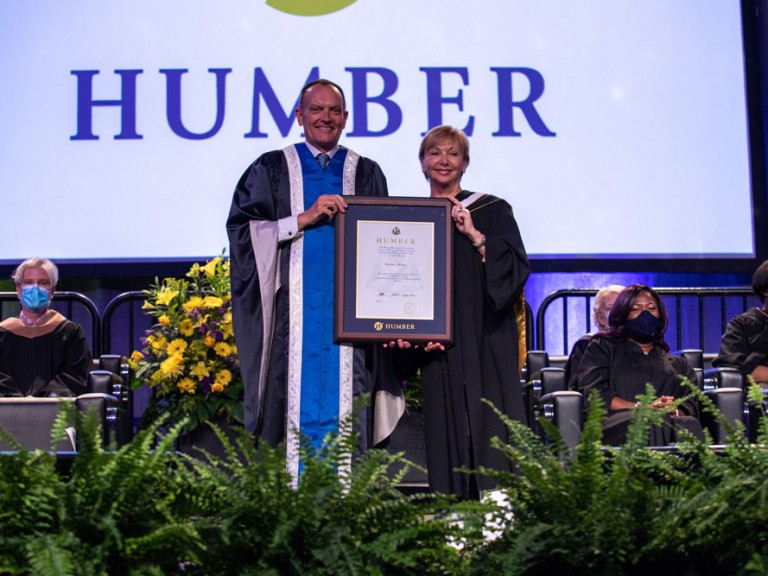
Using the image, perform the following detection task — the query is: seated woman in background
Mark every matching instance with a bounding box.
[0,257,92,397]
[712,259,768,384]
[563,284,624,389]
[573,284,704,446]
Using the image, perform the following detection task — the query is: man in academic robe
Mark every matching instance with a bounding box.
[0,257,92,397]
[226,79,401,479]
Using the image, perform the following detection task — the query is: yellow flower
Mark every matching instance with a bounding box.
[214,342,233,357]
[156,289,179,307]
[166,338,188,356]
[211,383,224,393]
[130,350,144,362]
[186,263,201,278]
[182,296,206,311]
[215,369,232,387]
[204,295,224,309]
[203,334,216,348]
[159,353,184,377]
[158,314,171,326]
[179,318,195,337]
[202,257,221,278]
[221,320,234,339]
[148,335,167,353]
[190,361,210,380]
[177,378,196,394]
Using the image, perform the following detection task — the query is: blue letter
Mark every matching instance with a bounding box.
[161,68,231,140]
[345,67,401,137]
[419,67,475,136]
[245,67,319,138]
[491,67,556,137]
[70,69,143,141]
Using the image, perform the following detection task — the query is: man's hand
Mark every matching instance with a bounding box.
[298,194,348,230]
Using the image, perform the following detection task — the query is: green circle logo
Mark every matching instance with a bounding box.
[266,0,358,16]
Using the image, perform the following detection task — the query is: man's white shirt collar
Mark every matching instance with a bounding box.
[305,142,340,160]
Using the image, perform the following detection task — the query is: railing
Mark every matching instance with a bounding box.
[535,287,758,356]
[2,288,755,360]
[101,291,153,357]
[0,291,101,354]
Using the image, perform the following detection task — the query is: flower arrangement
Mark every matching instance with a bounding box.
[129,256,244,432]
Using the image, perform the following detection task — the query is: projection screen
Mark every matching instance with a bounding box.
[0,0,763,270]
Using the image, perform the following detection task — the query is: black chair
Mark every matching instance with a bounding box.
[0,355,133,451]
[539,389,583,456]
[535,361,746,455]
[674,348,704,370]
[746,388,768,443]
[522,350,565,430]
[673,350,746,441]
[88,354,134,447]
[530,367,581,454]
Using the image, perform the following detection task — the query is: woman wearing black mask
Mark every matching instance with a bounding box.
[573,284,703,446]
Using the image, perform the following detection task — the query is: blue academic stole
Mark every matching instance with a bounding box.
[296,143,348,455]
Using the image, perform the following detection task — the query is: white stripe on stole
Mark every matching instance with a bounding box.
[460,191,485,209]
[338,149,359,482]
[283,144,304,486]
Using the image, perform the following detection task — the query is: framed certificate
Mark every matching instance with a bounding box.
[334,196,454,344]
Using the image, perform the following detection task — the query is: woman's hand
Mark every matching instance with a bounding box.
[651,395,675,410]
[384,339,445,352]
[449,197,485,254]
[449,197,476,236]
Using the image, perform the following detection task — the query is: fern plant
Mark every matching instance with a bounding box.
[6,379,768,574]
[179,418,487,576]
[466,380,768,575]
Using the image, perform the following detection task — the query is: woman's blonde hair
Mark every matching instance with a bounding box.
[418,125,470,166]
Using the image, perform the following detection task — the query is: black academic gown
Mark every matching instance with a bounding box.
[0,312,91,397]
[564,333,592,391]
[712,308,768,380]
[416,190,530,499]
[575,337,702,446]
[226,144,399,477]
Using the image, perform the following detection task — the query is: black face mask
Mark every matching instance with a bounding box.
[623,310,661,343]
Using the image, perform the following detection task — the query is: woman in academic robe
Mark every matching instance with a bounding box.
[573,284,703,446]
[393,125,530,500]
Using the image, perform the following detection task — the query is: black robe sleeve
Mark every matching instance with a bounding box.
[712,310,768,377]
[564,334,591,391]
[226,151,287,433]
[482,199,530,313]
[0,330,21,396]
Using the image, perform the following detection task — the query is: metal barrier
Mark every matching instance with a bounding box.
[0,291,101,354]
[101,292,535,354]
[3,287,752,360]
[535,287,758,356]
[101,291,153,357]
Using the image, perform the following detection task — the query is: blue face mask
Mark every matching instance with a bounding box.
[623,310,661,343]
[20,285,50,313]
